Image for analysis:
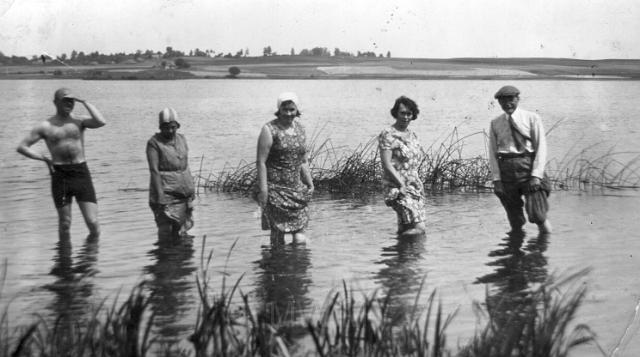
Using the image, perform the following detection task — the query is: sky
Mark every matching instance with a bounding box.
[1,0,639,59]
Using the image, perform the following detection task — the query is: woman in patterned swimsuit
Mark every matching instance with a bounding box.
[378,96,427,236]
[256,92,314,245]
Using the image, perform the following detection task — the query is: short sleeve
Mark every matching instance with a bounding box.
[178,133,189,151]
[411,131,420,144]
[378,129,394,150]
[146,136,159,152]
[296,121,307,142]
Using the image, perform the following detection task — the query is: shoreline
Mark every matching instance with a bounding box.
[2,73,638,81]
[2,56,639,81]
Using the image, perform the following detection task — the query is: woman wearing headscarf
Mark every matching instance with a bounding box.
[256,92,314,245]
[146,108,195,239]
[379,96,427,236]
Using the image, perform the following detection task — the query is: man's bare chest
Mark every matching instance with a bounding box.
[45,122,83,144]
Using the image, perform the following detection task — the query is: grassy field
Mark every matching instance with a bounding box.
[2,56,640,80]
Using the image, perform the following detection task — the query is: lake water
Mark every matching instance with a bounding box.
[1,79,639,356]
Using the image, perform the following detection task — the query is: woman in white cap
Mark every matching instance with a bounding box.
[146,108,195,239]
[256,92,314,245]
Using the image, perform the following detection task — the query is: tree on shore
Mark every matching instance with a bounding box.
[333,48,353,57]
[1,44,395,66]
[311,47,330,56]
[227,66,240,78]
[174,58,190,69]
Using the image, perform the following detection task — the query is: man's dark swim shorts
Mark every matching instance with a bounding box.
[51,162,97,208]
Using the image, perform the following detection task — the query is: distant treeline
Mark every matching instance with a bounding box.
[0,45,391,66]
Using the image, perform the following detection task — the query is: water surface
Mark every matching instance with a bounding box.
[1,79,639,355]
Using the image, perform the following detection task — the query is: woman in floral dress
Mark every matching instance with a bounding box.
[378,96,427,236]
[256,92,314,244]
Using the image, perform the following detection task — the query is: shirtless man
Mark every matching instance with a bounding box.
[17,88,106,239]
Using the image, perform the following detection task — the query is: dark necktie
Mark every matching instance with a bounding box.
[508,115,525,152]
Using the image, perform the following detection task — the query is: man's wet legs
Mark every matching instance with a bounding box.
[78,201,100,238]
[497,182,526,234]
[56,204,73,240]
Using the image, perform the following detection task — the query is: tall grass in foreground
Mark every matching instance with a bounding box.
[198,127,640,195]
[188,237,292,356]
[0,242,603,357]
[306,279,456,357]
[0,283,158,357]
[459,268,603,357]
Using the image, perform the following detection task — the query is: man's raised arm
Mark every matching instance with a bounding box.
[75,98,106,129]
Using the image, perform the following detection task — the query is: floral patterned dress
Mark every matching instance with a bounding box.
[378,126,427,225]
[262,119,311,233]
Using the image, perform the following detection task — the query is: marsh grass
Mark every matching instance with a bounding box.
[547,144,640,190]
[189,236,296,356]
[0,285,157,357]
[0,242,602,357]
[459,268,604,357]
[200,127,494,195]
[418,129,490,192]
[307,278,456,357]
[199,124,640,195]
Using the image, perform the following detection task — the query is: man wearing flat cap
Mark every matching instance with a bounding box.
[17,88,106,239]
[488,85,552,235]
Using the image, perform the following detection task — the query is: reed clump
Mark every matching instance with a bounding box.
[188,238,294,356]
[307,279,456,357]
[0,284,158,357]
[459,268,602,357]
[198,126,640,195]
[418,128,491,192]
[547,145,640,191]
[200,127,493,195]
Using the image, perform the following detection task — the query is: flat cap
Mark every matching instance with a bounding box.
[54,88,75,101]
[494,85,520,99]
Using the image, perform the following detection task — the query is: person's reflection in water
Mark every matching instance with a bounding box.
[144,232,197,344]
[375,233,427,325]
[474,231,549,329]
[253,242,312,339]
[46,234,100,327]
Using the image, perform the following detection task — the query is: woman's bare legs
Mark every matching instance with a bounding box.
[293,230,307,244]
[399,222,426,236]
[538,220,552,234]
